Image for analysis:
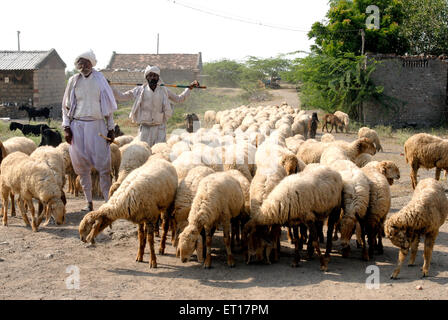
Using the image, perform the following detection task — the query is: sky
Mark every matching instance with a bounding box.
[1,0,330,70]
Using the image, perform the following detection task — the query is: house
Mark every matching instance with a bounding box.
[101,52,202,91]
[0,49,66,118]
[361,53,448,128]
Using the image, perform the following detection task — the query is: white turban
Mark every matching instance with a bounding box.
[74,49,97,68]
[144,65,160,77]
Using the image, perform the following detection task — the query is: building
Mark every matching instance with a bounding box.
[361,54,448,128]
[101,52,202,91]
[0,49,66,119]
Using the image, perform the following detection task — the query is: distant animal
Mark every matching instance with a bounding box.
[322,113,344,133]
[185,113,200,133]
[39,128,62,147]
[18,105,52,122]
[308,112,319,139]
[9,122,51,136]
[114,124,124,137]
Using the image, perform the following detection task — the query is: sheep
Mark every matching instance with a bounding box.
[114,135,135,147]
[56,142,77,196]
[363,161,400,186]
[151,142,172,161]
[322,113,344,133]
[178,172,245,268]
[334,111,349,133]
[0,140,6,165]
[385,178,448,279]
[297,139,328,164]
[404,133,448,189]
[307,112,319,139]
[109,141,152,197]
[110,143,121,182]
[1,152,65,231]
[244,165,343,270]
[361,163,392,259]
[79,159,178,268]
[330,160,370,260]
[321,133,335,143]
[173,166,215,251]
[354,153,373,168]
[204,110,217,127]
[320,138,376,166]
[358,127,383,152]
[256,143,300,175]
[3,136,37,156]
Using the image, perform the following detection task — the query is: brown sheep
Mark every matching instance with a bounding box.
[322,113,344,133]
[404,133,448,189]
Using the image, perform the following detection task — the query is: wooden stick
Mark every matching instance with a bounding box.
[108,82,206,89]
[98,133,119,145]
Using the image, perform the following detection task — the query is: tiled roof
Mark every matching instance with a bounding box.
[0,49,64,70]
[106,53,202,71]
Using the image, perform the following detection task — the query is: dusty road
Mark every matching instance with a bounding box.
[1,88,448,300]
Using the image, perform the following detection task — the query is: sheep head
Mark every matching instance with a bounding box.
[280,154,299,175]
[47,198,66,225]
[79,211,113,244]
[384,223,410,249]
[178,225,200,263]
[356,138,377,156]
[377,161,400,185]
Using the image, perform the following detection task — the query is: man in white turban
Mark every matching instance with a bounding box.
[61,49,117,212]
[111,65,200,147]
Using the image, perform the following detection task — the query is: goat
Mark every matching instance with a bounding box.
[18,105,52,122]
[9,122,51,136]
[39,128,62,147]
[322,113,344,133]
[185,113,200,133]
[114,124,124,137]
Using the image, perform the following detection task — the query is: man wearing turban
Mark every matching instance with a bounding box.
[111,65,199,147]
[61,50,117,212]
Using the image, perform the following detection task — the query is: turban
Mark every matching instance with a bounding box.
[74,49,97,68]
[144,65,160,77]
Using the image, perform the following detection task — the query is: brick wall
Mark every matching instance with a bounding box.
[362,55,448,128]
[34,67,65,118]
[0,70,34,105]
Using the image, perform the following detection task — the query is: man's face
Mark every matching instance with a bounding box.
[146,72,159,86]
[76,58,93,77]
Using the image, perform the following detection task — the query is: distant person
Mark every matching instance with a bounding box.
[61,49,117,212]
[111,65,200,147]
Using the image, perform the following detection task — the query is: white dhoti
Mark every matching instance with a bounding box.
[137,123,167,147]
[69,119,112,202]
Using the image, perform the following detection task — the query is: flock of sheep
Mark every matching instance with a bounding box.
[1,104,447,280]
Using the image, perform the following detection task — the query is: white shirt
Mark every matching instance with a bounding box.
[73,74,103,120]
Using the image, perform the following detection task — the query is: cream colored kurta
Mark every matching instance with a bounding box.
[73,75,103,120]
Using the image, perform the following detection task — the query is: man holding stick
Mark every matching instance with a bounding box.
[111,65,200,147]
[61,50,117,212]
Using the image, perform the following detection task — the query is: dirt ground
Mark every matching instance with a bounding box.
[1,87,448,300]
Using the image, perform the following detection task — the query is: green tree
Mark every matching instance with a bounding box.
[401,0,448,55]
[309,0,408,56]
[202,60,245,88]
[245,55,292,81]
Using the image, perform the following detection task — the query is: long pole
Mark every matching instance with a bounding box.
[157,33,159,54]
[17,31,20,51]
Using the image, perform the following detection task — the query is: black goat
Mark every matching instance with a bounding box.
[185,113,200,133]
[39,128,62,147]
[307,112,319,139]
[114,124,124,137]
[18,105,52,122]
[9,122,51,136]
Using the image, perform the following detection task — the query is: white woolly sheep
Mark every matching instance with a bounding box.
[79,159,178,268]
[358,127,383,152]
[178,171,245,268]
[3,136,37,155]
[334,111,349,133]
[114,135,135,147]
[385,178,448,279]
[1,152,65,231]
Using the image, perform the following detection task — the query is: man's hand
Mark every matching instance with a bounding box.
[107,129,115,144]
[188,80,200,90]
[64,127,73,145]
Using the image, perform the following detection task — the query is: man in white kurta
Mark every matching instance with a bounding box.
[62,50,117,212]
[112,65,199,147]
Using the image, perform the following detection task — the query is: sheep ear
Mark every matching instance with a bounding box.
[380,163,387,176]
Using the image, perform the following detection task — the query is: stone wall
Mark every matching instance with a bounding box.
[0,70,34,105]
[362,55,448,128]
[34,67,65,118]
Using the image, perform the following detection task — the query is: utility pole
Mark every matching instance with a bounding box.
[360,29,365,56]
[157,33,159,54]
[17,31,21,51]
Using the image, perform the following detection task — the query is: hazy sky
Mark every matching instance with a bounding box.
[1,0,330,70]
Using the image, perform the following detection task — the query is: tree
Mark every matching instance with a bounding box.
[308,0,408,56]
[401,0,448,55]
[202,60,245,88]
[245,55,292,81]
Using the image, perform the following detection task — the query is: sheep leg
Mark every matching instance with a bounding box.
[332,220,340,241]
[408,234,420,266]
[421,233,437,277]
[10,193,16,217]
[203,229,213,269]
[310,222,328,271]
[223,223,235,268]
[291,225,301,267]
[145,222,157,268]
[410,164,419,189]
[136,223,146,262]
[366,223,377,259]
[299,224,307,252]
[286,226,294,244]
[24,198,38,232]
[271,224,282,262]
[159,211,170,255]
[375,226,384,255]
[357,219,369,261]
[325,209,339,258]
[316,220,325,244]
[391,248,409,279]
[37,201,46,226]
[17,197,31,227]
[2,190,10,226]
